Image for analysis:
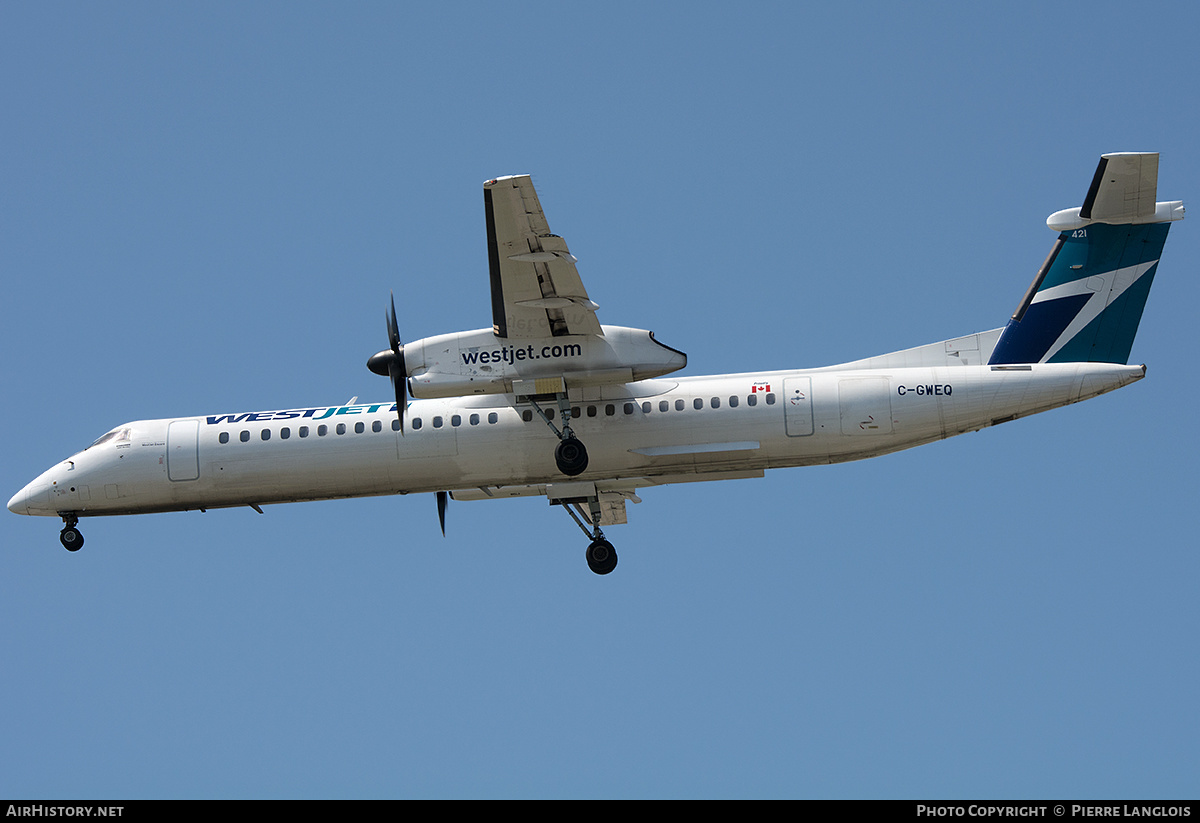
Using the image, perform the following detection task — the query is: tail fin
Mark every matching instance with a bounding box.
[988,153,1183,366]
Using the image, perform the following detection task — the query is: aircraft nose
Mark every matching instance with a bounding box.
[8,486,29,515]
[8,472,55,516]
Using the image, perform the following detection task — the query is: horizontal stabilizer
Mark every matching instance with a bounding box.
[1081,152,1158,222]
[1047,153,1184,231]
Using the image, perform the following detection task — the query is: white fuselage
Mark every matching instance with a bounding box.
[8,361,1144,520]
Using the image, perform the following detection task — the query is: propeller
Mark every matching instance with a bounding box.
[436,491,448,537]
[367,291,408,434]
[368,294,446,536]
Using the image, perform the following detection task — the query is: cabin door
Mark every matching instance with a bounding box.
[783,377,814,436]
[167,420,200,481]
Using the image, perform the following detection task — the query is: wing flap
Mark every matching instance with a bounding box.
[484,175,602,339]
[447,469,765,503]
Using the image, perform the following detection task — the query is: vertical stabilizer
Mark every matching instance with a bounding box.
[989,153,1183,366]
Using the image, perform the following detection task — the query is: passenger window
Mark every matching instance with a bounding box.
[605,404,615,416]
[522,410,533,422]
[355,422,364,434]
[729,396,739,408]
[571,407,581,419]
[412,418,422,430]
[433,416,443,428]
[693,398,703,410]
[394,419,403,431]
[240,431,250,442]
[318,425,328,436]
[336,423,346,435]
[488,412,498,424]
[675,399,685,411]
[299,426,309,438]
[372,420,382,433]
[747,394,758,407]
[470,413,479,426]
[587,405,597,417]
[546,409,555,420]
[280,428,290,440]
[624,403,635,415]
[219,432,229,444]
[765,393,776,405]
[262,429,270,440]
[711,397,720,409]
[451,414,461,427]
[659,400,669,412]
[642,402,652,413]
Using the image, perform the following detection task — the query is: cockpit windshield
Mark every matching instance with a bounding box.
[88,427,131,449]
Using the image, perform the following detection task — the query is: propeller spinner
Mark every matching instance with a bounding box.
[366,291,408,434]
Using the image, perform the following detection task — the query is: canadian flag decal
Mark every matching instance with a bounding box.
[751,382,771,393]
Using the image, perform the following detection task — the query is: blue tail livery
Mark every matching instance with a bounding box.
[989,153,1184,366]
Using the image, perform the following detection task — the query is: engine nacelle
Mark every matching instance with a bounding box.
[402,326,686,399]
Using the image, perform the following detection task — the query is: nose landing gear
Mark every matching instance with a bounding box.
[59,513,84,552]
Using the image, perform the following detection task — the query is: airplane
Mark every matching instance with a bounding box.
[8,153,1184,574]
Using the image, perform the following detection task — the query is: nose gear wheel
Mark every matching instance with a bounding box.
[59,514,84,552]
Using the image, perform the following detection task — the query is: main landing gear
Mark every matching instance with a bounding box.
[555,437,588,476]
[59,513,84,552]
[558,495,618,575]
[529,394,589,476]
[585,537,617,575]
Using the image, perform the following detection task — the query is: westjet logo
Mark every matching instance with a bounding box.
[461,343,583,366]
[205,404,398,425]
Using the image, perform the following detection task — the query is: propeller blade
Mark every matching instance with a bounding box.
[387,291,402,353]
[436,491,448,537]
[379,290,407,434]
[388,358,407,435]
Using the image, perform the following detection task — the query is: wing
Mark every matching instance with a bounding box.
[483,175,603,339]
[449,469,765,525]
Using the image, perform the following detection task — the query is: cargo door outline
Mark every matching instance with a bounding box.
[839,377,893,435]
[167,419,200,481]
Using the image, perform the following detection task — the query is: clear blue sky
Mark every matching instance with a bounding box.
[3,1,1197,799]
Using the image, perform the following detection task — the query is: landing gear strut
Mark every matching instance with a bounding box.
[530,394,589,476]
[558,496,618,575]
[59,513,83,552]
